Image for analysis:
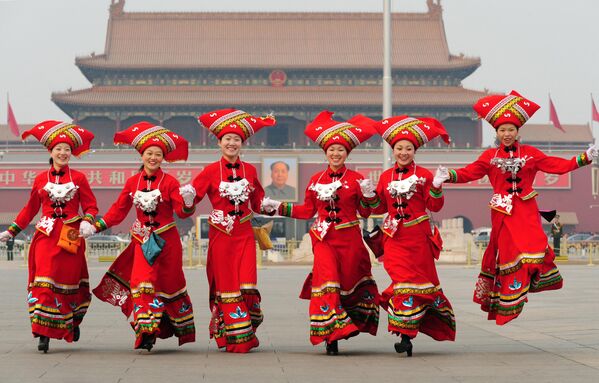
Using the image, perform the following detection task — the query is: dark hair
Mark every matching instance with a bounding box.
[270,161,289,171]
[49,158,53,165]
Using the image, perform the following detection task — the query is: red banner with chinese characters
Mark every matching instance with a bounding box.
[0,165,207,189]
[353,165,571,189]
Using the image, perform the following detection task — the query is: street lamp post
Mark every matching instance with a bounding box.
[383,0,392,170]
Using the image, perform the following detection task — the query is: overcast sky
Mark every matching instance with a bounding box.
[1,0,598,141]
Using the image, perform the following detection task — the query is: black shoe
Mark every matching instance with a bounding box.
[394,335,413,357]
[326,340,338,355]
[139,333,155,352]
[38,336,50,353]
[73,326,80,342]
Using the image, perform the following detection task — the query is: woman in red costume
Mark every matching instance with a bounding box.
[263,111,380,355]
[368,116,456,356]
[187,109,275,353]
[437,91,598,325]
[0,121,98,353]
[89,122,196,351]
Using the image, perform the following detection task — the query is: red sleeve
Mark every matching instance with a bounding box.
[448,150,491,183]
[278,182,318,219]
[249,168,265,214]
[424,175,444,212]
[168,176,195,218]
[95,179,133,231]
[10,181,42,235]
[530,146,589,174]
[369,176,388,215]
[191,166,211,204]
[76,172,99,223]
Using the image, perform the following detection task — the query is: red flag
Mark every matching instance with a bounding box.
[548,95,565,132]
[7,100,20,137]
[592,97,599,123]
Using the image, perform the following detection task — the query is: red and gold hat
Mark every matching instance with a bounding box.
[473,90,540,129]
[114,122,189,162]
[198,109,276,142]
[304,110,376,153]
[374,115,450,149]
[21,120,94,157]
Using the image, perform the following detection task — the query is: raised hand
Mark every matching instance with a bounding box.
[179,184,196,208]
[433,165,450,188]
[357,178,376,198]
[261,197,281,214]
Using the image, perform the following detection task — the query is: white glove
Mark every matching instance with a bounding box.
[179,184,196,208]
[432,165,450,188]
[79,221,96,238]
[261,197,281,214]
[357,179,376,198]
[0,230,13,243]
[586,142,598,160]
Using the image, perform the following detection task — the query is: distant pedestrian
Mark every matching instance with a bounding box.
[6,236,15,261]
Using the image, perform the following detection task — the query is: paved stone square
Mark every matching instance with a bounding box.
[1,262,598,383]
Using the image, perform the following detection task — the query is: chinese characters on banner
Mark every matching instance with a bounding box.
[0,166,207,189]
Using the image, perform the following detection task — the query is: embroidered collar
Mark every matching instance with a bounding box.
[394,161,414,174]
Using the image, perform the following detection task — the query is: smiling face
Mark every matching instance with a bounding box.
[50,142,72,169]
[496,123,519,147]
[326,144,348,170]
[218,133,243,162]
[393,139,415,167]
[142,146,164,175]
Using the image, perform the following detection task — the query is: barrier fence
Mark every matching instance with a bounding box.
[2,238,598,267]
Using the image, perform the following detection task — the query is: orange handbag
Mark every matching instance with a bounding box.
[57,224,81,254]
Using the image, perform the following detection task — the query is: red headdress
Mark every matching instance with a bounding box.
[473,90,540,129]
[21,120,94,157]
[198,109,276,142]
[373,115,450,149]
[304,110,376,153]
[114,122,189,162]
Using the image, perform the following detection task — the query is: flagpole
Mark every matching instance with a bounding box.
[5,92,8,149]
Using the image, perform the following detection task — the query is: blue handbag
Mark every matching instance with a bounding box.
[141,232,165,266]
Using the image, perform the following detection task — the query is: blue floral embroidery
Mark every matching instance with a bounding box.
[54,298,62,309]
[134,304,143,313]
[362,291,374,301]
[320,304,330,313]
[508,278,522,291]
[27,292,38,304]
[149,298,164,309]
[229,306,248,319]
[179,303,191,313]
[402,296,414,308]
[69,302,78,310]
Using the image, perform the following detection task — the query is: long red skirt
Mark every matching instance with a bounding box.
[474,197,563,325]
[27,220,90,342]
[300,225,379,345]
[206,227,262,353]
[93,228,195,349]
[381,222,456,341]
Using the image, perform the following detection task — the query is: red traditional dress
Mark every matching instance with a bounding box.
[9,121,98,342]
[277,111,380,346]
[193,108,275,353]
[92,122,196,349]
[370,116,456,342]
[446,91,594,325]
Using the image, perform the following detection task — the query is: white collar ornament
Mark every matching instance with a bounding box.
[219,179,251,205]
[43,182,78,203]
[387,174,425,199]
[132,189,162,212]
[309,180,342,202]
